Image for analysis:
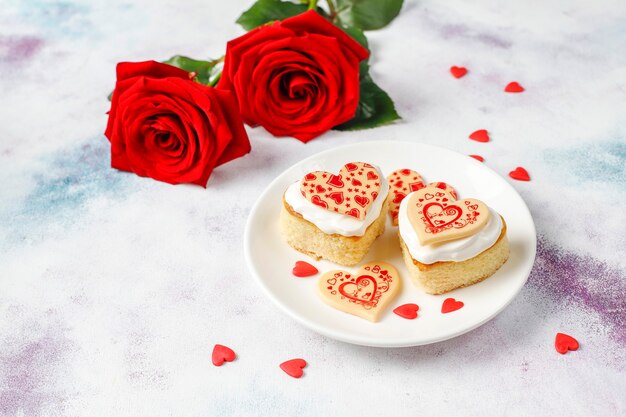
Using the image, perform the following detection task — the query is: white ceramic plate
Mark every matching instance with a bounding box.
[244,141,536,347]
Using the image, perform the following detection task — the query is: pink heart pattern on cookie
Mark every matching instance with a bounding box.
[387,169,457,226]
[318,262,400,322]
[406,185,490,245]
[300,162,381,220]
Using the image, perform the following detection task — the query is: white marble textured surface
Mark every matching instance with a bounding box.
[1,0,625,416]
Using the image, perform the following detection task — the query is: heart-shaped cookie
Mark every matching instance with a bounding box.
[387,169,458,226]
[318,261,400,322]
[300,162,381,220]
[405,185,490,245]
[386,169,425,225]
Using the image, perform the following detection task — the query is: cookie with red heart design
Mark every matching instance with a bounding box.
[406,185,490,245]
[386,169,457,226]
[281,161,389,266]
[398,184,509,294]
[300,162,382,220]
[318,262,401,322]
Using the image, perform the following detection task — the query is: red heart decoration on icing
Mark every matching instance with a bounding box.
[327,174,344,188]
[441,298,464,313]
[504,81,524,93]
[393,303,419,319]
[338,275,378,302]
[354,195,370,207]
[423,203,462,228]
[212,344,236,366]
[300,162,381,220]
[393,192,406,204]
[280,358,307,378]
[509,167,530,181]
[469,129,490,143]
[292,261,318,277]
[328,192,344,204]
[310,195,328,208]
[346,208,360,218]
[469,154,484,162]
[555,333,579,354]
[450,66,468,78]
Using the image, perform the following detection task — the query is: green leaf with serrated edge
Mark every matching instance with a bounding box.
[236,0,309,30]
[333,62,400,131]
[162,55,221,85]
[335,0,403,30]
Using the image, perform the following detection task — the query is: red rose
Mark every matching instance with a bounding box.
[217,10,369,143]
[105,61,251,186]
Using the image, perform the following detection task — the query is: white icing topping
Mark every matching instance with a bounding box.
[284,165,389,237]
[398,193,503,264]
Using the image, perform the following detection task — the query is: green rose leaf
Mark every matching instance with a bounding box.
[162,55,222,86]
[236,0,309,30]
[333,23,400,130]
[335,0,404,30]
[334,62,400,131]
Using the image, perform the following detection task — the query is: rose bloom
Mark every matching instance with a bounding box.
[217,10,369,142]
[105,61,251,186]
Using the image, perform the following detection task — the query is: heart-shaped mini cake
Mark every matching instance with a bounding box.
[300,162,382,220]
[386,169,457,226]
[318,261,400,322]
[406,185,490,245]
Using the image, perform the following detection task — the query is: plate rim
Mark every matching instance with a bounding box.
[243,140,537,348]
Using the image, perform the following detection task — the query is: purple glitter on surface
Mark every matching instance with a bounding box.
[0,312,74,417]
[529,237,626,346]
[0,36,44,63]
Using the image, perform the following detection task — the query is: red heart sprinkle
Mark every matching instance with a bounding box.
[292,261,318,277]
[469,129,489,143]
[393,303,419,319]
[469,154,484,162]
[450,66,468,79]
[509,166,530,181]
[555,333,579,354]
[441,298,464,314]
[212,344,236,366]
[280,358,307,378]
[505,81,525,93]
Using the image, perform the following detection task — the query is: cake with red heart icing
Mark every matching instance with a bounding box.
[397,184,509,294]
[280,162,389,266]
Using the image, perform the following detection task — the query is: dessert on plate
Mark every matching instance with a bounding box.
[397,184,509,294]
[280,162,389,266]
[317,261,400,322]
[386,168,457,226]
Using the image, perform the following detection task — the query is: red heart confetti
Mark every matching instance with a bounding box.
[441,298,464,314]
[212,344,236,366]
[504,81,525,93]
[280,358,307,378]
[393,303,419,319]
[450,66,468,79]
[469,154,484,162]
[509,167,530,181]
[292,261,318,277]
[555,333,579,354]
[469,129,490,143]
